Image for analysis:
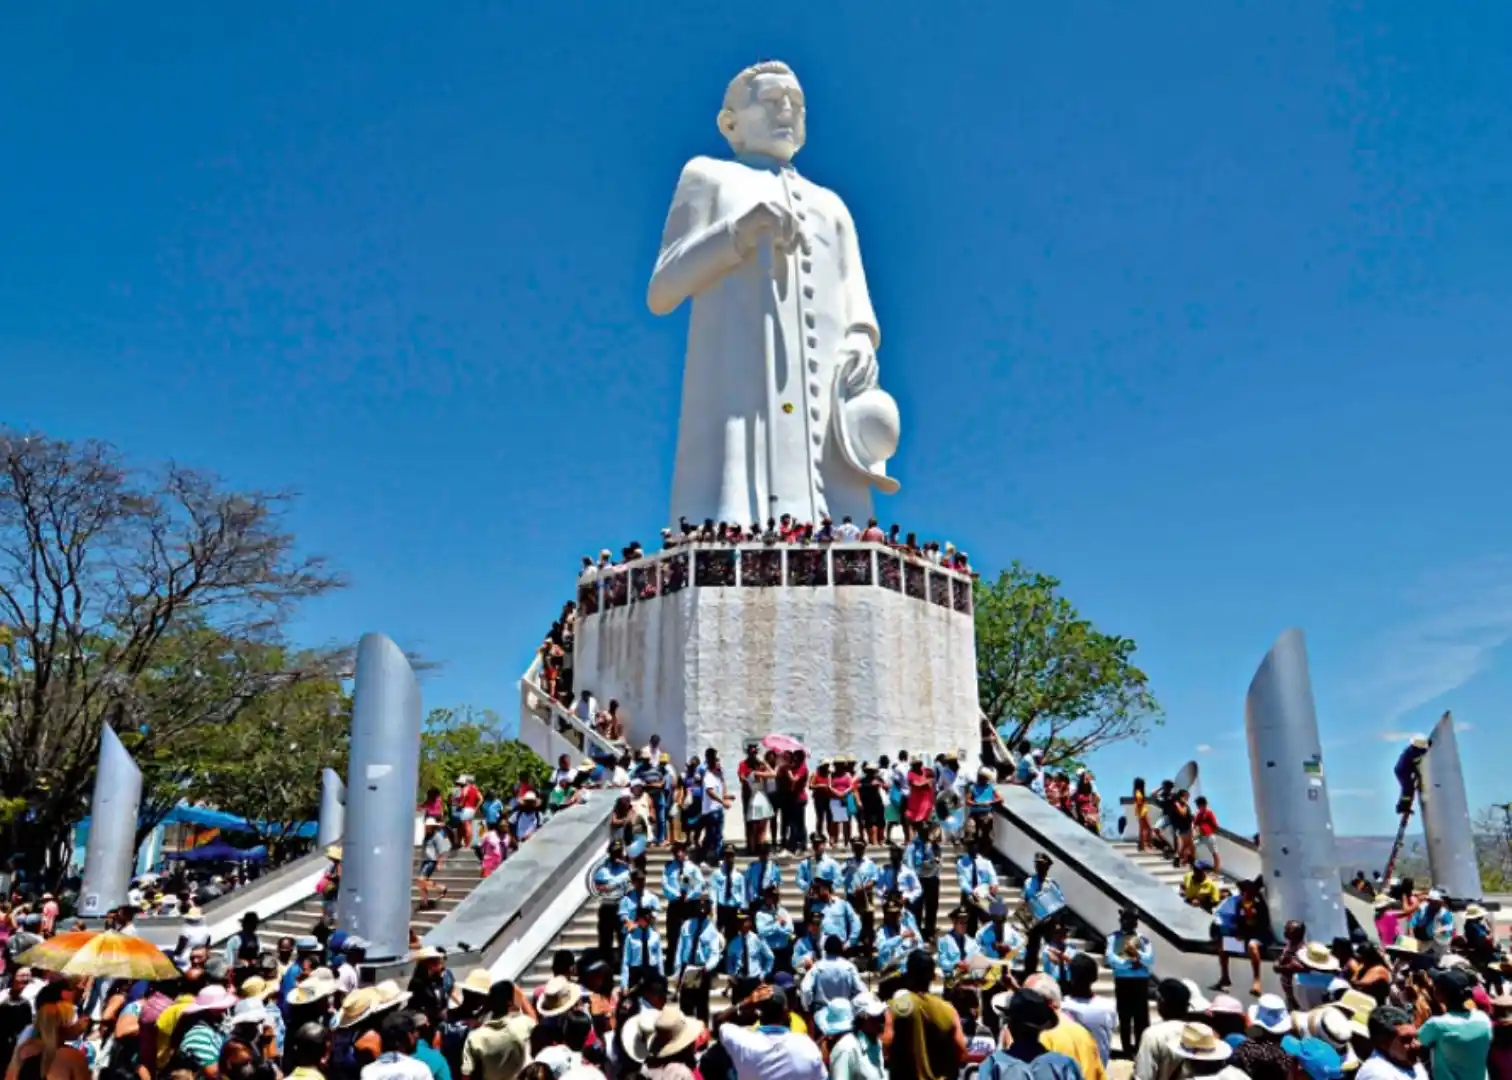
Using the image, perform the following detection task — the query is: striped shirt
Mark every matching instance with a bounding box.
[179,1020,225,1067]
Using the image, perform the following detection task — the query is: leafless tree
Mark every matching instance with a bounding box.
[0,429,344,883]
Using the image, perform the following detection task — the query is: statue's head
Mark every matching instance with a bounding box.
[718,60,806,163]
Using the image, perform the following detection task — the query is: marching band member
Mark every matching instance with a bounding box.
[813,877,862,951]
[796,833,841,922]
[1104,907,1155,1051]
[877,844,923,907]
[841,838,880,950]
[936,905,982,976]
[754,882,797,972]
[1039,922,1079,984]
[724,908,774,1002]
[709,846,748,940]
[620,905,665,991]
[672,894,723,1021]
[956,839,1000,933]
[662,839,705,964]
[1021,851,1061,973]
[905,822,945,936]
[876,898,924,972]
[744,840,783,898]
[976,900,1023,962]
[792,907,827,974]
[591,841,632,959]
[617,867,663,936]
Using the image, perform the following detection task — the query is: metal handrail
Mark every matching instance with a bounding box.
[517,654,624,760]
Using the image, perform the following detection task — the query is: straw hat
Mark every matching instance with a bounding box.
[1172,1023,1232,1061]
[642,1006,706,1062]
[1411,735,1428,750]
[223,999,270,1033]
[238,977,279,1001]
[1464,904,1488,922]
[337,988,379,1030]
[537,976,583,1019]
[1386,936,1424,958]
[369,981,412,1017]
[1329,990,1376,1038]
[324,844,343,861]
[410,946,445,963]
[456,968,494,999]
[287,973,339,1006]
[1299,942,1342,973]
[1372,894,1394,911]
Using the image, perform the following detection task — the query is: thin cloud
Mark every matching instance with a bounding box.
[1195,744,1213,754]
[1378,731,1416,742]
[1455,721,1474,733]
[1330,788,1377,798]
[1350,555,1512,724]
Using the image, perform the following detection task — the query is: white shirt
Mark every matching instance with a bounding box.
[702,772,728,815]
[1356,1055,1428,1080]
[575,696,598,723]
[1062,995,1118,1065]
[361,1051,433,1080]
[835,522,862,542]
[534,1046,583,1076]
[719,1023,825,1080]
[1133,1018,1187,1080]
[337,962,359,994]
[827,1032,884,1080]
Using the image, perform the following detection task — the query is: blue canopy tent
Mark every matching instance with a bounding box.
[162,839,269,863]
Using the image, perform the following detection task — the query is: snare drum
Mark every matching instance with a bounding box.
[1024,881,1067,928]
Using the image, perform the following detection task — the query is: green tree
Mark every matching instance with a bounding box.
[419,706,550,806]
[0,429,344,883]
[975,562,1162,768]
[144,651,351,857]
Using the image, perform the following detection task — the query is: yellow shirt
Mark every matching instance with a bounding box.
[1040,1017,1108,1080]
[1182,873,1220,908]
[155,995,195,1069]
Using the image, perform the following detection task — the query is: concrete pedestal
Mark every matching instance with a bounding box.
[573,543,979,772]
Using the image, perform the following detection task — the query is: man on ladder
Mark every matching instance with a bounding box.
[1393,734,1431,814]
[1382,734,1432,884]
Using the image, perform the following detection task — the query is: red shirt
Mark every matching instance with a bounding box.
[1194,808,1218,836]
[789,764,810,802]
[460,783,482,810]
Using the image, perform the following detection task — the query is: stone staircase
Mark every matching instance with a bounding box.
[261,848,485,941]
[518,843,1123,1007]
[1111,841,1206,895]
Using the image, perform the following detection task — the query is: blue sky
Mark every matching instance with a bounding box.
[4,4,1510,836]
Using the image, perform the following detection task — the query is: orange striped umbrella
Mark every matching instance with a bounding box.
[17,930,179,980]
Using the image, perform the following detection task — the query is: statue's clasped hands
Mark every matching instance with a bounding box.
[734,201,809,257]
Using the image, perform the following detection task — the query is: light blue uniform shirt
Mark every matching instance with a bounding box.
[956,854,998,895]
[1041,942,1080,982]
[877,863,922,903]
[724,932,774,980]
[841,858,879,899]
[709,867,748,909]
[976,921,1023,961]
[937,929,981,971]
[618,888,662,930]
[796,855,841,892]
[793,932,825,972]
[620,927,664,989]
[674,917,723,973]
[593,860,632,899]
[755,906,796,952]
[744,858,782,897]
[1104,930,1155,978]
[662,861,706,902]
[819,897,862,947]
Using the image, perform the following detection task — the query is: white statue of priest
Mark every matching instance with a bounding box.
[648,60,901,529]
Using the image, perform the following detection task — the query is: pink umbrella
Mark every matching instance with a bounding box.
[761,734,806,755]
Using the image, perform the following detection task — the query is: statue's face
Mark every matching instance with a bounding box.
[729,72,805,162]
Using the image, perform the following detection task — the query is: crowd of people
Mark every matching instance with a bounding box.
[576,517,974,584]
[577,739,1007,868]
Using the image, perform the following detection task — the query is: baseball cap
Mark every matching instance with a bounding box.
[1282,1036,1344,1080]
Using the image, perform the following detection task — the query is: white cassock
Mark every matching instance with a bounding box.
[648,153,900,528]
